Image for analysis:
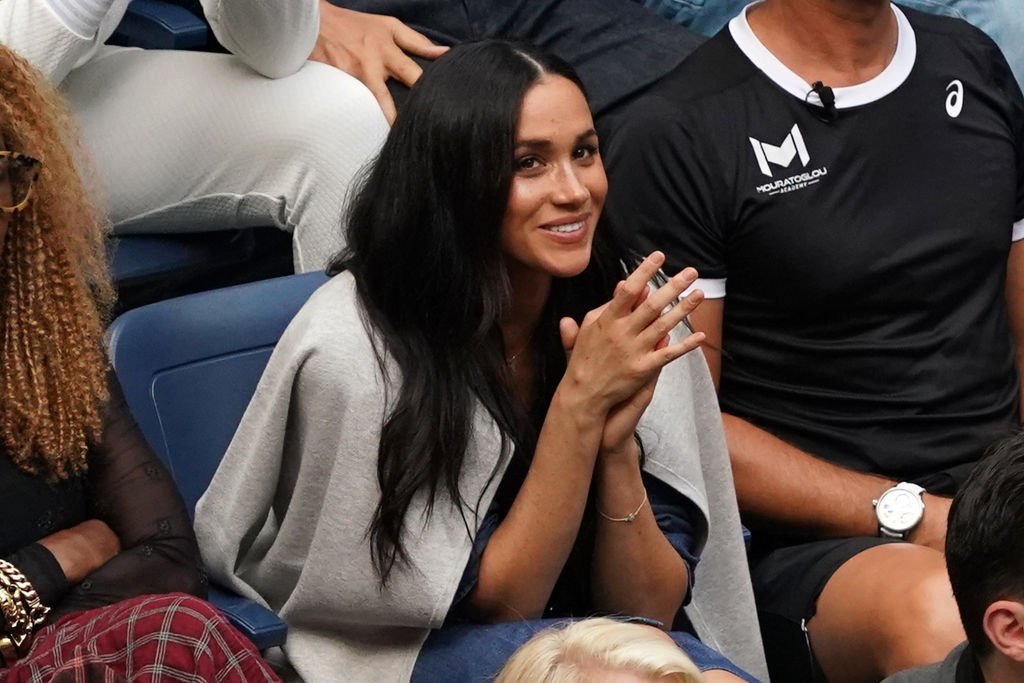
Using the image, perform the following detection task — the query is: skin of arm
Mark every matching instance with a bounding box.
[591,439,689,627]
[588,289,691,626]
[37,519,120,584]
[689,299,950,551]
[466,254,704,623]
[1004,241,1024,423]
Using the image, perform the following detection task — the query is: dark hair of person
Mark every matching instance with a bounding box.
[329,40,631,584]
[946,431,1024,657]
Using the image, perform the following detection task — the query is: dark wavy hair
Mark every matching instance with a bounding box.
[330,40,630,584]
[946,431,1024,657]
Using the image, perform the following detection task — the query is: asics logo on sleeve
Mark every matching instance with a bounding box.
[749,124,811,177]
[946,80,964,118]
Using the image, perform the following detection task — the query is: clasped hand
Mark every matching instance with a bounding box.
[559,252,706,457]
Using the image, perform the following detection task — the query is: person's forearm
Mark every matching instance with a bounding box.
[50,533,204,619]
[724,413,894,538]
[590,448,687,627]
[3,544,69,607]
[1003,241,1024,423]
[467,387,604,622]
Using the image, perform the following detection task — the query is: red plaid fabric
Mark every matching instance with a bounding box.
[0,594,281,682]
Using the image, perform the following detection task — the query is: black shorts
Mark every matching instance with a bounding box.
[749,468,969,681]
[751,536,904,683]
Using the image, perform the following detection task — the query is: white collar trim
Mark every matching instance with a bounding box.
[728,2,916,109]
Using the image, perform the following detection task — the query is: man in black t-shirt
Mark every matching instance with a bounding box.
[604,1,1024,681]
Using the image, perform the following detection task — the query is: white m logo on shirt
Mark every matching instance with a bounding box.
[749,124,811,177]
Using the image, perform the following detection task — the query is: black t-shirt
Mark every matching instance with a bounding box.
[604,5,1024,480]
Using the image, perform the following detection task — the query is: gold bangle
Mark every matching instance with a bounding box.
[598,492,649,523]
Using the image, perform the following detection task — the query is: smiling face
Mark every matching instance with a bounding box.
[500,75,607,287]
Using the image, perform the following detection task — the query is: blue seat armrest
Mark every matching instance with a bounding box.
[208,584,287,651]
[108,0,209,50]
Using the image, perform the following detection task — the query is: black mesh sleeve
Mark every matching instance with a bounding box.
[49,374,206,619]
[4,543,68,606]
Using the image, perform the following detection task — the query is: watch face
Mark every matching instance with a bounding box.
[877,489,924,532]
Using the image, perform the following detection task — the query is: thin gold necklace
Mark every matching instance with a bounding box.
[505,346,528,367]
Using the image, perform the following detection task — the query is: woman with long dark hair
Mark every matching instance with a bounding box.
[196,40,765,682]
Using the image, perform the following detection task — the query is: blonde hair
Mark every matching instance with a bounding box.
[0,45,113,479]
[494,618,706,683]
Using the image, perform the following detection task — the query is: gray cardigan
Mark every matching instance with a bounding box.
[194,272,768,682]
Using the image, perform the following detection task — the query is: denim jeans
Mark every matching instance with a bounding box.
[634,0,746,37]
[331,0,704,118]
[633,0,1023,87]
[411,619,760,682]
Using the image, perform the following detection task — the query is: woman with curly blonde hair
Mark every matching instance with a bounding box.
[495,618,705,683]
[0,44,279,681]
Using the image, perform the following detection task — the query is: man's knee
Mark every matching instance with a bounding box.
[880,564,964,674]
[810,544,964,681]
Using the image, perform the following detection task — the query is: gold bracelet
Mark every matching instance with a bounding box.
[0,560,49,629]
[0,587,31,659]
[598,492,649,523]
[0,560,49,658]
[0,633,17,665]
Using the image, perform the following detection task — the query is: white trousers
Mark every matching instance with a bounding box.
[62,46,389,272]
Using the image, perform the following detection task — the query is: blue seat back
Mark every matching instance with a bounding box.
[107,272,328,514]
[108,0,209,50]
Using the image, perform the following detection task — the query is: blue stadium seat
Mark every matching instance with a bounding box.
[107,0,208,50]
[107,271,329,649]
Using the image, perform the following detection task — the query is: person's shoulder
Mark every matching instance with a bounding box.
[606,27,763,155]
[643,28,761,109]
[276,271,374,362]
[290,271,363,335]
[900,4,1003,60]
[880,641,967,683]
[900,4,1019,101]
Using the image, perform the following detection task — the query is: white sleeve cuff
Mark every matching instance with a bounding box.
[684,277,726,299]
[1013,218,1024,242]
[41,0,117,39]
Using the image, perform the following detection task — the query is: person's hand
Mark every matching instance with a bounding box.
[310,2,449,123]
[38,519,120,584]
[594,283,675,458]
[557,251,705,428]
[907,493,952,552]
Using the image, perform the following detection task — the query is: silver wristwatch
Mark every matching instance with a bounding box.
[873,482,925,539]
